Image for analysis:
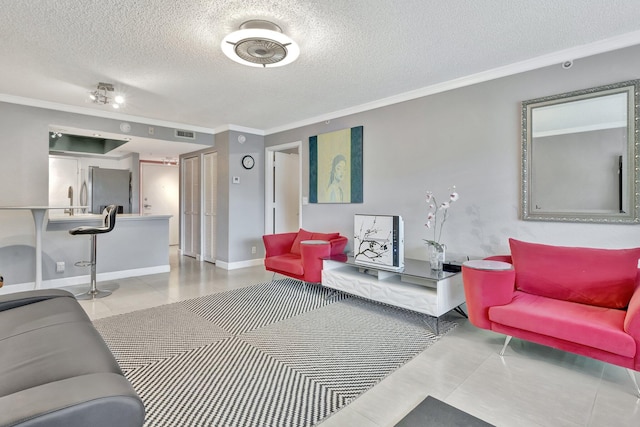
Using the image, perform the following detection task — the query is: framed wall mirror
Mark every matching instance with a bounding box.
[522,80,640,223]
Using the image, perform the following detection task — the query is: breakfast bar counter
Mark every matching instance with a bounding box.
[0,213,172,292]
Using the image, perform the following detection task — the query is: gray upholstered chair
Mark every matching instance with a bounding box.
[69,204,117,299]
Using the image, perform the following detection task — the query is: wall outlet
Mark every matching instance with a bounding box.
[148,126,154,135]
[251,246,257,254]
[56,261,65,273]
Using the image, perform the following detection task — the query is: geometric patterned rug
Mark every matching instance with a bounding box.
[93,279,456,427]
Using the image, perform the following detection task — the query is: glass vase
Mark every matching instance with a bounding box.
[428,243,445,271]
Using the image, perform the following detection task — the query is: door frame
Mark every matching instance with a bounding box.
[201,150,218,263]
[265,141,302,234]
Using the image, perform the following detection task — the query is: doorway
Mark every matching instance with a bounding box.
[140,162,180,245]
[265,141,302,234]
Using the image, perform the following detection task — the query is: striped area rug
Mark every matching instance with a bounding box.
[93,279,456,427]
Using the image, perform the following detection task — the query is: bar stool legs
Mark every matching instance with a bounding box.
[75,234,111,300]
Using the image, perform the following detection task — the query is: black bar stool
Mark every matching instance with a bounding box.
[69,204,117,299]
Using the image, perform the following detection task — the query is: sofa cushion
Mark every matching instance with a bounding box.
[311,232,340,241]
[509,239,640,309]
[290,228,314,255]
[264,253,305,276]
[489,291,636,358]
[0,320,122,397]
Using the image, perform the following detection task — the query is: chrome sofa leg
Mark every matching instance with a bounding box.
[270,272,277,282]
[628,369,640,398]
[499,335,513,356]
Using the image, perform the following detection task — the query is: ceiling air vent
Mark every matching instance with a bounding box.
[175,129,195,140]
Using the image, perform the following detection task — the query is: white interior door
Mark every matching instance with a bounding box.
[274,151,299,233]
[265,142,302,235]
[202,152,217,263]
[182,156,199,258]
[140,162,179,245]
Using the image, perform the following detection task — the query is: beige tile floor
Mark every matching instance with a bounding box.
[70,249,640,427]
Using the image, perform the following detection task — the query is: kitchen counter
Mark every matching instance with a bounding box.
[48,213,172,225]
[34,213,172,291]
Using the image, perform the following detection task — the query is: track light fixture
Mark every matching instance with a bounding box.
[89,82,125,108]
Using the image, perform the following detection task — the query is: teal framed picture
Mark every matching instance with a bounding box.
[309,126,363,203]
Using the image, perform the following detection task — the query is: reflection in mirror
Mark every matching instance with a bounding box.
[522,80,639,223]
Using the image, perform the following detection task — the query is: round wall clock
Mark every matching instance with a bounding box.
[242,155,255,169]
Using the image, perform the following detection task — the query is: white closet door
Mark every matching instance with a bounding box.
[203,152,217,263]
[182,156,199,258]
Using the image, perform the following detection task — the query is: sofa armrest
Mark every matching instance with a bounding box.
[0,289,75,312]
[624,274,640,339]
[263,232,298,258]
[462,259,516,330]
[301,242,332,283]
[329,236,348,256]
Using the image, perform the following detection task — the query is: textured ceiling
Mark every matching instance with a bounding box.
[2,0,640,134]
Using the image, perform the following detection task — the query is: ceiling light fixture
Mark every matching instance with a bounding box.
[221,20,300,68]
[89,82,125,108]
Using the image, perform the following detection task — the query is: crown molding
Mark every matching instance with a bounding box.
[0,94,217,135]
[264,30,640,135]
[214,124,266,136]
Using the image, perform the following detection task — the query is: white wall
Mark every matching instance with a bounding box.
[265,44,640,260]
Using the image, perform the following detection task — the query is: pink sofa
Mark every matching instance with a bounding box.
[462,238,640,396]
[263,229,348,283]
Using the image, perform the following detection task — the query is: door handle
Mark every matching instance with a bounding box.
[144,204,152,208]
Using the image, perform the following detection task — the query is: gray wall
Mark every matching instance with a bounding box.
[228,130,265,263]
[265,44,640,260]
[179,130,265,265]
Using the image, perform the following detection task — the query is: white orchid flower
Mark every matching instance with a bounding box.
[439,202,450,210]
[450,192,459,202]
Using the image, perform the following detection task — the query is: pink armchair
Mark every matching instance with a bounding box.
[263,229,348,283]
[462,239,640,396]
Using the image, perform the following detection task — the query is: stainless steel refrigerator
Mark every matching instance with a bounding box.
[89,167,131,214]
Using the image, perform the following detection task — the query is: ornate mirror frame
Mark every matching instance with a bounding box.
[522,80,640,223]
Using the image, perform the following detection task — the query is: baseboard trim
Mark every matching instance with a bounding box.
[216,258,264,270]
[0,265,171,294]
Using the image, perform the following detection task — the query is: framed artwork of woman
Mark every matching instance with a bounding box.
[309,126,363,204]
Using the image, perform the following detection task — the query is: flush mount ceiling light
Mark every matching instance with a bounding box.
[89,82,125,109]
[221,20,300,68]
